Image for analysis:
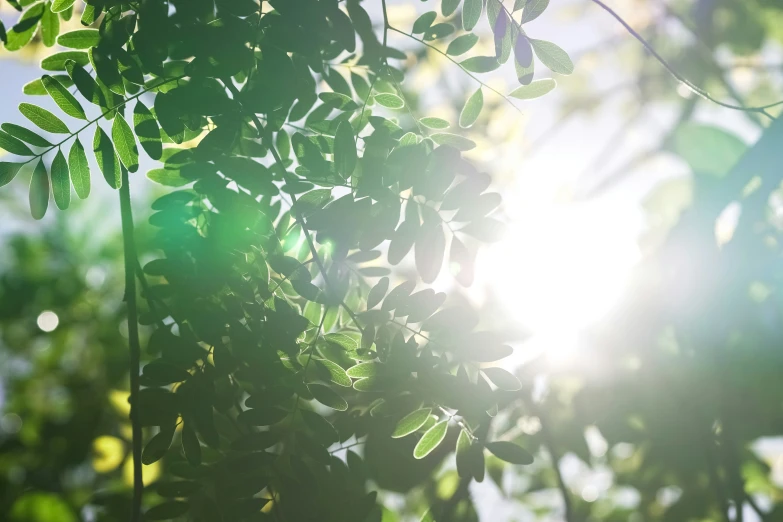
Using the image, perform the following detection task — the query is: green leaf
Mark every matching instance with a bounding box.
[66,61,105,108]
[419,117,450,130]
[446,33,479,56]
[459,87,483,128]
[508,78,556,99]
[90,47,124,95]
[481,367,521,390]
[413,11,437,34]
[133,101,162,161]
[112,113,139,172]
[485,441,534,465]
[521,0,549,23]
[367,276,389,309]
[353,376,384,392]
[308,383,348,411]
[141,429,173,465]
[19,103,69,134]
[145,501,189,521]
[413,420,448,459]
[1,123,52,147]
[0,162,25,188]
[42,51,89,71]
[0,130,34,156]
[51,148,70,210]
[42,74,86,120]
[319,91,360,111]
[460,56,500,73]
[181,424,201,466]
[57,28,100,49]
[462,0,482,30]
[392,408,432,438]
[23,75,73,96]
[530,39,574,75]
[442,0,461,17]
[238,407,288,426]
[93,126,121,189]
[309,358,351,387]
[41,1,60,47]
[513,0,527,11]
[147,168,191,187]
[346,362,379,379]
[68,139,90,199]
[4,2,45,51]
[51,0,75,13]
[300,410,339,445]
[334,120,357,178]
[430,133,476,151]
[374,93,404,109]
[670,123,746,177]
[29,159,49,220]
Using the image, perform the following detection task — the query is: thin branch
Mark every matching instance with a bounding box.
[589,0,780,118]
[389,26,522,114]
[119,167,143,522]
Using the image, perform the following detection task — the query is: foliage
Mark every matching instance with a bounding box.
[0,0,577,520]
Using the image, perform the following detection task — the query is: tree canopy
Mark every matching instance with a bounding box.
[1,0,783,521]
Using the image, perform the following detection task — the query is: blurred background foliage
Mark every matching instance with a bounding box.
[2,0,783,521]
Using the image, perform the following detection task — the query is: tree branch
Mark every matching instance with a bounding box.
[119,167,143,522]
[590,0,781,118]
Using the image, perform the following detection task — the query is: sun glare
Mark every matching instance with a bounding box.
[481,199,642,365]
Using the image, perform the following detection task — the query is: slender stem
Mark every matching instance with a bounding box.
[388,26,522,114]
[590,0,780,118]
[119,167,143,522]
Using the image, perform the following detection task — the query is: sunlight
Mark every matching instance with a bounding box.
[482,199,642,364]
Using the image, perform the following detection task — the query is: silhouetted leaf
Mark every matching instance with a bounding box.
[133,101,162,160]
[482,367,521,390]
[334,121,357,178]
[29,159,49,220]
[145,501,189,520]
[93,127,121,189]
[367,277,389,309]
[309,383,348,411]
[51,148,70,210]
[485,441,534,465]
[142,428,173,465]
[442,0,461,17]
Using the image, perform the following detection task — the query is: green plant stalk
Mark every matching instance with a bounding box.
[119,166,143,522]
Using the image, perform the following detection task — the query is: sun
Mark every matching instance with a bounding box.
[480,198,642,365]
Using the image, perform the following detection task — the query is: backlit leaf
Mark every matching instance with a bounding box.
[1,123,52,147]
[42,51,89,71]
[459,88,483,128]
[41,1,59,47]
[374,93,404,109]
[430,133,476,151]
[509,78,556,99]
[19,103,69,134]
[346,362,379,379]
[0,130,34,156]
[531,38,574,74]
[521,0,549,23]
[392,408,431,438]
[460,56,500,73]
[412,11,437,34]
[51,0,75,13]
[482,367,522,390]
[419,117,450,129]
[68,138,90,199]
[446,33,479,56]
[42,74,86,120]
[57,29,99,49]
[463,0,482,31]
[112,113,139,172]
[413,420,447,459]
[0,162,25,188]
